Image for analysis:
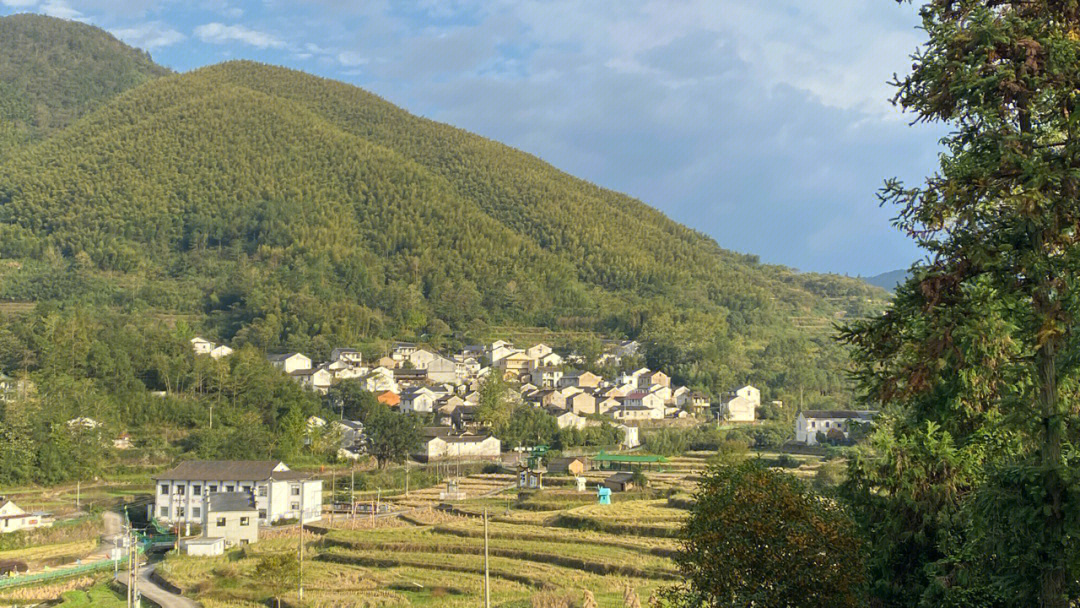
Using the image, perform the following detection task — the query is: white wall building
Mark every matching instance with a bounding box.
[795,410,877,445]
[153,460,322,526]
[419,435,501,462]
[267,353,312,374]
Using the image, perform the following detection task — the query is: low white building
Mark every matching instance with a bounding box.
[795,410,878,445]
[401,387,437,413]
[419,435,501,462]
[722,396,757,422]
[616,424,640,449]
[0,499,52,534]
[611,404,663,421]
[153,460,322,527]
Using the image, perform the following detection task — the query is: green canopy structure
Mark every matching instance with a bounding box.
[592,451,669,471]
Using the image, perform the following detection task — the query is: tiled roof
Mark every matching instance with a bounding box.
[154,460,285,481]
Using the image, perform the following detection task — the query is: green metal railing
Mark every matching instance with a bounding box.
[0,551,136,590]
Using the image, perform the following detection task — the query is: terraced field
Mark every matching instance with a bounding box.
[158,484,689,607]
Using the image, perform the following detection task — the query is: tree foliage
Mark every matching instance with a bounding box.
[667,460,864,608]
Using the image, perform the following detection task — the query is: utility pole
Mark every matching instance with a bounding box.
[483,508,491,608]
[298,488,304,601]
[76,481,80,511]
[350,469,356,520]
[405,460,410,497]
[330,469,336,526]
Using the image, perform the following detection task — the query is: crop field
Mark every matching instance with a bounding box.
[158,477,691,607]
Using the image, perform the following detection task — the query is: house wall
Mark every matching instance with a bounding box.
[204,509,258,547]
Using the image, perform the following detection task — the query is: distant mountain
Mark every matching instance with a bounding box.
[862,269,908,292]
[0,13,170,152]
[0,16,888,397]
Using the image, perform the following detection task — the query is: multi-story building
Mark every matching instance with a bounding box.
[153,460,322,526]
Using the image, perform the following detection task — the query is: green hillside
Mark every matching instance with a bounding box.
[0,13,170,152]
[0,16,888,486]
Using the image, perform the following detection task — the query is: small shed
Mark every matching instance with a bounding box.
[603,472,636,492]
[181,537,224,557]
[547,457,587,476]
[597,486,612,505]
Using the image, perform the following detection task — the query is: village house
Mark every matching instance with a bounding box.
[363,367,398,393]
[567,391,597,415]
[721,385,761,422]
[689,391,711,411]
[401,387,437,414]
[424,355,462,384]
[525,343,553,361]
[597,396,622,414]
[489,344,520,366]
[419,433,502,462]
[0,499,52,534]
[267,352,312,374]
[391,342,418,361]
[617,367,651,387]
[203,492,259,547]
[611,404,663,421]
[624,391,665,412]
[530,366,563,388]
[495,351,532,379]
[290,365,333,394]
[617,424,641,449]
[153,460,322,526]
[209,344,233,359]
[376,390,400,408]
[547,457,588,476]
[604,471,637,492]
[795,410,878,445]
[408,348,438,369]
[530,388,567,410]
[551,409,586,430]
[558,370,602,389]
[190,336,214,355]
[638,370,671,388]
[0,373,31,403]
[329,348,364,367]
[534,351,564,368]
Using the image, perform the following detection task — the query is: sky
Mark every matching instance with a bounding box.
[1,0,944,276]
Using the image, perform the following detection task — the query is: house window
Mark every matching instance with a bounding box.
[160,484,168,495]
[242,485,251,493]
[176,485,186,495]
[209,485,218,493]
[825,422,830,428]
[291,502,300,511]
[225,485,234,492]
[216,517,226,527]
[291,486,300,496]
[240,517,250,526]
[811,422,816,429]
[258,509,267,520]
[177,507,185,518]
[160,507,169,518]
[258,485,267,497]
[192,484,202,495]
[192,507,201,518]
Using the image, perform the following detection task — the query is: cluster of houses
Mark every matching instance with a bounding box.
[187,336,785,459]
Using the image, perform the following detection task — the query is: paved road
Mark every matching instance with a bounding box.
[117,562,199,608]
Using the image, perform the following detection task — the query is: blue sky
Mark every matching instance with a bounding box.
[1,0,943,276]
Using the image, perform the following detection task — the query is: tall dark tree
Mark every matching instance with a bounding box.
[842,1,1080,606]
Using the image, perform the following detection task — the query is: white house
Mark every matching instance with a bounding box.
[525,343,553,361]
[611,404,663,421]
[534,352,564,368]
[530,366,563,388]
[722,396,757,422]
[409,348,438,369]
[624,391,665,412]
[401,387,437,413]
[795,410,877,445]
[330,348,364,367]
[567,391,597,415]
[267,353,312,374]
[391,342,418,361]
[0,499,52,534]
[209,344,234,360]
[153,460,322,526]
[290,365,333,394]
[363,367,398,393]
[552,410,586,430]
[190,337,215,355]
[424,355,461,384]
[419,434,501,462]
[616,424,641,449]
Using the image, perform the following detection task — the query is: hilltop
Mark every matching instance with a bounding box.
[0,16,886,400]
[0,14,170,152]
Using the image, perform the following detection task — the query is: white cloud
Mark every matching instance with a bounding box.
[337,50,367,66]
[193,22,285,49]
[5,0,81,19]
[0,0,39,7]
[112,21,185,49]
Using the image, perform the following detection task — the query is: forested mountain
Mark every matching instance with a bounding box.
[0,17,887,484]
[862,269,907,292]
[0,14,169,153]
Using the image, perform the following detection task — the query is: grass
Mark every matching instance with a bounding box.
[56,581,126,607]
